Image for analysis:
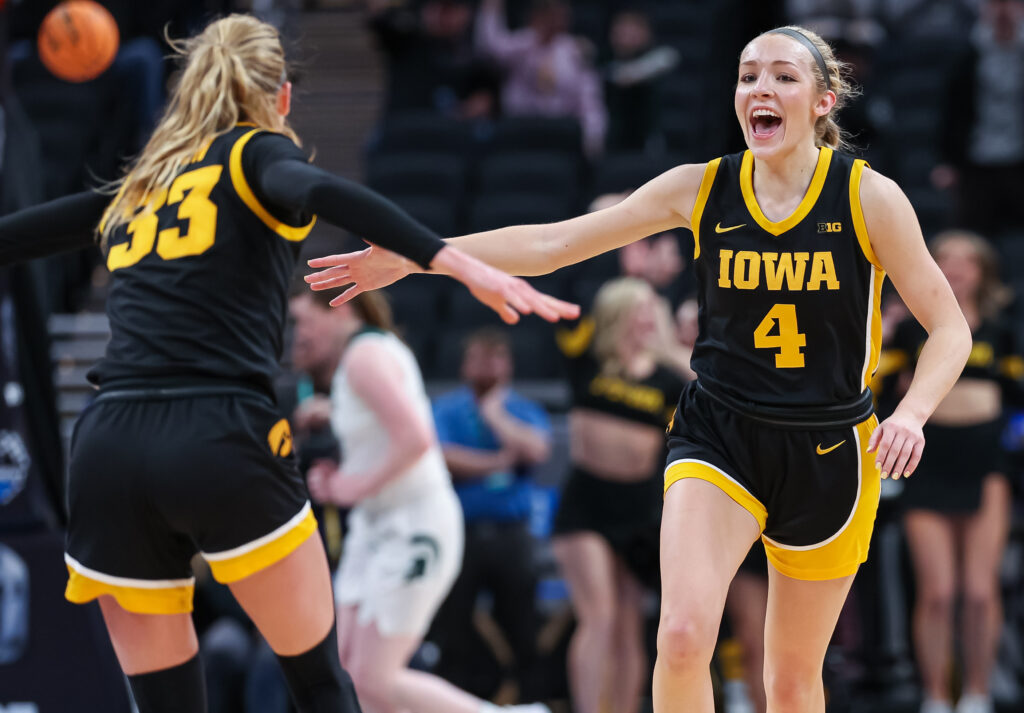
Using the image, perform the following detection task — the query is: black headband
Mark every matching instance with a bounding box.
[766,28,832,92]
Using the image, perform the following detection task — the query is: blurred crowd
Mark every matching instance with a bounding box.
[2,0,1024,712]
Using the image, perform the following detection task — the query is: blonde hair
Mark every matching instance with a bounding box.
[591,277,656,374]
[100,14,298,244]
[930,230,1012,318]
[750,25,859,152]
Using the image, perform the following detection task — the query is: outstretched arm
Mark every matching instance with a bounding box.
[862,168,971,479]
[0,191,108,266]
[248,133,578,324]
[306,162,706,302]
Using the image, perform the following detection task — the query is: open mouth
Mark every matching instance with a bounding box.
[750,108,782,139]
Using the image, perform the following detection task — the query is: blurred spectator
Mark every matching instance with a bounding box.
[618,231,689,306]
[367,0,500,118]
[603,8,677,152]
[881,231,1021,713]
[933,0,1024,236]
[429,327,551,700]
[476,0,607,155]
[552,278,691,713]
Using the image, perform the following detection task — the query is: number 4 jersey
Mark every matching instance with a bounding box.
[90,125,316,393]
[689,147,885,407]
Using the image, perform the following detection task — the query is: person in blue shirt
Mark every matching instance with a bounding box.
[429,327,552,700]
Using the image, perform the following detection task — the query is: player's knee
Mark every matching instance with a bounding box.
[764,665,821,709]
[656,610,716,672]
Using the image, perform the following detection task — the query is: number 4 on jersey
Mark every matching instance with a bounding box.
[754,303,806,368]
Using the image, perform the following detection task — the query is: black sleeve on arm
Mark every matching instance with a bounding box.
[0,191,108,266]
[243,134,447,269]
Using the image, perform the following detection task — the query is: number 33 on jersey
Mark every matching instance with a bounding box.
[688,148,886,406]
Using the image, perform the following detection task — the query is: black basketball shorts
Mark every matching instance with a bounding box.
[64,386,317,614]
[664,382,881,581]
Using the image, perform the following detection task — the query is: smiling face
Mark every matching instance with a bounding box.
[735,33,836,159]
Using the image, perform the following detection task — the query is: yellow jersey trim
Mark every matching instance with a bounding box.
[690,158,721,259]
[664,459,768,532]
[849,160,882,269]
[740,147,832,236]
[229,129,317,242]
[65,564,194,615]
[204,504,318,584]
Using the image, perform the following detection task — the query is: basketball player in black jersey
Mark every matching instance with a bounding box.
[307,25,973,713]
[0,15,577,713]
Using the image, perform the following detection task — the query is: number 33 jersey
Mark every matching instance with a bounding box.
[689,147,885,406]
[90,125,316,393]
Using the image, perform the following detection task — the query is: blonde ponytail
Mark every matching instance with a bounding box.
[99,14,299,244]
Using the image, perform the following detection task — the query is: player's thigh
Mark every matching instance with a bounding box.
[659,478,760,639]
[229,533,336,656]
[98,596,199,675]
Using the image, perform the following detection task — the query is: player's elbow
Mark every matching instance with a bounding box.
[950,315,973,369]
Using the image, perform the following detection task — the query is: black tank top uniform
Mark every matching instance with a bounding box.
[666,148,885,581]
[880,316,1023,512]
[552,317,687,588]
[0,125,449,615]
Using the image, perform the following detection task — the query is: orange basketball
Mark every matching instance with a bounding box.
[38,1,120,83]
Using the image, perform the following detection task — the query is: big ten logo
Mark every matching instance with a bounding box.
[0,704,40,713]
[817,222,842,233]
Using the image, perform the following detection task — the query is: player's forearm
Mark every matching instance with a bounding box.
[424,225,561,277]
[894,319,972,423]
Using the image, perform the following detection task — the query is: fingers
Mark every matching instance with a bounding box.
[307,253,358,269]
[872,426,896,476]
[306,269,352,292]
[903,438,925,478]
[867,426,881,453]
[304,266,347,284]
[330,285,364,307]
[888,436,916,480]
[871,418,925,480]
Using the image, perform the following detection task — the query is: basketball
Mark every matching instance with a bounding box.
[37,1,120,83]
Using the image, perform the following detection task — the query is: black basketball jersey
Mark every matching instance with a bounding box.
[89,125,316,394]
[689,148,885,406]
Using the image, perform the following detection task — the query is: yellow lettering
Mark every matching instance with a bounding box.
[733,251,760,290]
[762,251,809,291]
[718,250,733,288]
[806,252,840,291]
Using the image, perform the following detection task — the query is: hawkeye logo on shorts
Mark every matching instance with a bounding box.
[268,419,293,457]
[816,440,846,455]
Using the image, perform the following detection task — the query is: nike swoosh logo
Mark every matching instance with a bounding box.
[816,440,846,455]
[715,222,746,233]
